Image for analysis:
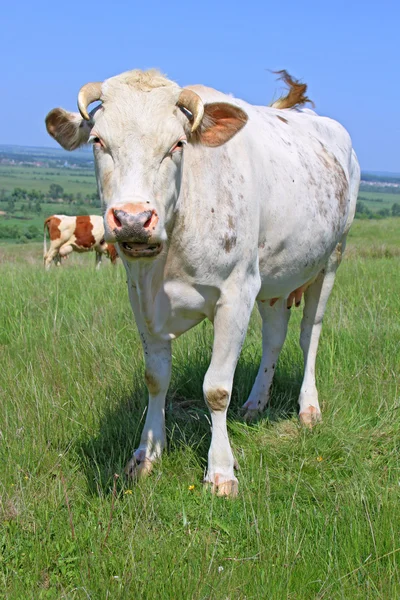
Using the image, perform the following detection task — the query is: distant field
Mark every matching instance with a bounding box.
[358,190,399,212]
[346,218,400,257]
[0,165,96,194]
[0,164,99,241]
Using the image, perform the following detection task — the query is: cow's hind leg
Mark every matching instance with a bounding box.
[299,242,344,426]
[44,246,60,270]
[243,298,291,420]
[203,280,259,497]
[125,286,172,479]
[95,251,102,270]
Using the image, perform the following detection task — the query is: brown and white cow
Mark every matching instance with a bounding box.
[44,214,118,270]
[46,69,360,496]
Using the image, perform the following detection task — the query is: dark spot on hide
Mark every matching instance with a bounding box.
[206,388,229,412]
[223,232,237,253]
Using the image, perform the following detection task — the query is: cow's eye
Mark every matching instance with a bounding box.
[89,135,104,148]
[170,139,187,153]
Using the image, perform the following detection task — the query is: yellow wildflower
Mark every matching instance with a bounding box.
[124,489,133,495]
[317,456,323,462]
[188,485,195,491]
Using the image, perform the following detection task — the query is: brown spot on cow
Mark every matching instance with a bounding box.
[206,388,229,412]
[335,242,343,265]
[44,216,61,240]
[332,155,349,217]
[277,115,288,124]
[74,216,96,248]
[316,144,349,219]
[106,243,118,264]
[145,370,160,395]
[224,233,237,253]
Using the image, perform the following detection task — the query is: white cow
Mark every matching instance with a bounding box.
[45,69,360,496]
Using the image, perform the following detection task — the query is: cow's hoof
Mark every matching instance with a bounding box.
[205,475,239,498]
[299,407,322,428]
[213,479,239,497]
[243,408,260,423]
[242,398,265,422]
[124,456,153,479]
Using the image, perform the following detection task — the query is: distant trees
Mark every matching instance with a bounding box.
[0,185,101,209]
[392,203,400,217]
[11,187,27,201]
[7,198,16,213]
[49,183,64,199]
[355,200,400,219]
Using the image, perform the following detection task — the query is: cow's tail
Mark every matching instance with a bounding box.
[270,70,314,110]
[43,217,51,259]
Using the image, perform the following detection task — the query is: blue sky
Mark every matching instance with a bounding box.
[2,0,399,171]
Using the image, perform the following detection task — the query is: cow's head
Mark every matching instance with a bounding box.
[46,69,248,261]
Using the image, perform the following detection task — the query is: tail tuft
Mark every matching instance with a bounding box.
[271,70,314,110]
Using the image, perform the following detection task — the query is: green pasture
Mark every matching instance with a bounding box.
[358,190,399,212]
[346,218,400,257]
[0,165,96,195]
[0,218,399,598]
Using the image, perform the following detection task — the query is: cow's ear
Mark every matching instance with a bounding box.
[45,108,91,150]
[193,103,248,147]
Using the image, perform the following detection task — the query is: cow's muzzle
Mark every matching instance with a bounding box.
[106,204,162,259]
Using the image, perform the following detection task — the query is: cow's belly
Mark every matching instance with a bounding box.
[257,219,341,300]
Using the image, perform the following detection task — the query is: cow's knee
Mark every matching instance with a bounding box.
[144,370,161,396]
[144,356,170,397]
[204,387,230,412]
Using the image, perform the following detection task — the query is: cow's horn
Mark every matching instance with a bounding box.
[77,82,102,121]
[177,89,204,133]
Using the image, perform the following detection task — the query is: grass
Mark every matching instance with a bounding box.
[0,220,399,598]
[0,165,96,194]
[346,218,400,257]
[358,190,400,211]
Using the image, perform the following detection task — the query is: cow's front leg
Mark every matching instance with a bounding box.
[125,288,172,478]
[203,288,256,497]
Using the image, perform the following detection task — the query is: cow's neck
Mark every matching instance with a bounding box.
[127,252,168,336]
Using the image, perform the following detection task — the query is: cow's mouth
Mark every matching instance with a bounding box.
[120,242,162,259]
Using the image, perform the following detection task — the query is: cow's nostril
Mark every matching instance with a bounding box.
[144,215,152,228]
[143,211,157,229]
[113,210,122,228]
